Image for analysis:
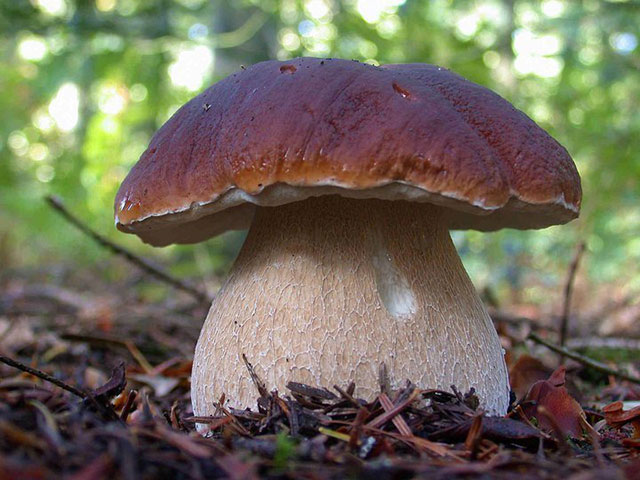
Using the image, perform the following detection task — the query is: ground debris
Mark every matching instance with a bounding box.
[0,268,638,479]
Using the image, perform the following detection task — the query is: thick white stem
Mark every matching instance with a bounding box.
[191,196,509,424]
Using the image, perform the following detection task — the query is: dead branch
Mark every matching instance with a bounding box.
[559,241,586,349]
[0,354,87,399]
[45,195,211,305]
[528,333,640,385]
[566,336,640,351]
[487,309,550,331]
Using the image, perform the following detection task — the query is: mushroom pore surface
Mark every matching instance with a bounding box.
[191,195,509,424]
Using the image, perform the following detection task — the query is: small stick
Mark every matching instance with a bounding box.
[464,414,484,457]
[45,195,211,305]
[529,333,640,385]
[559,241,586,350]
[379,392,413,437]
[488,309,549,331]
[124,341,154,374]
[566,336,640,351]
[120,390,138,422]
[0,354,87,399]
[334,384,360,408]
[586,420,605,468]
[378,362,391,394]
[242,354,269,400]
[367,388,420,429]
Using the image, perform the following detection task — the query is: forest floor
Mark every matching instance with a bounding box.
[1,261,640,479]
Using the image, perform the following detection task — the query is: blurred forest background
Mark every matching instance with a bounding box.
[1,0,638,330]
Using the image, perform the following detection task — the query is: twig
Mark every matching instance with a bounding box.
[334,384,360,408]
[566,336,640,351]
[464,414,484,457]
[379,392,413,437]
[487,309,549,331]
[120,390,138,422]
[367,388,420,429]
[0,354,87,399]
[528,333,640,385]
[559,241,586,349]
[361,424,452,457]
[242,354,269,400]
[45,195,211,305]
[378,362,391,394]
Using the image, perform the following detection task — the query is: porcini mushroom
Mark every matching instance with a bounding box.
[115,58,581,424]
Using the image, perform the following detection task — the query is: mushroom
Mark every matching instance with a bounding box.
[115,58,581,425]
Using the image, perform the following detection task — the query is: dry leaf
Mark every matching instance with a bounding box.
[603,401,640,440]
[509,354,553,401]
[523,366,585,437]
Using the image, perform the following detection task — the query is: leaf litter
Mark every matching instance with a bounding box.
[1,268,639,479]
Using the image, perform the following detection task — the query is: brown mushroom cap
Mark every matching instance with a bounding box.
[115,57,581,246]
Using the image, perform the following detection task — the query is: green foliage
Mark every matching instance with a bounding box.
[1,0,639,301]
[273,432,297,470]
[574,346,640,364]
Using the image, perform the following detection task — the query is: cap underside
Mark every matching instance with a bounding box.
[117,182,578,246]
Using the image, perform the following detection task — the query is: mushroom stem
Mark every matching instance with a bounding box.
[191,195,509,422]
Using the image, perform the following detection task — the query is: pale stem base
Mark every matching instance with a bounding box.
[191,196,509,428]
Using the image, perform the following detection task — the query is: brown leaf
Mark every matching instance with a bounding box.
[547,366,567,387]
[90,362,126,402]
[509,354,553,400]
[523,366,585,437]
[603,401,640,438]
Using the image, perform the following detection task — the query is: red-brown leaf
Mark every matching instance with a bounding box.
[522,366,585,437]
[603,401,640,438]
[509,354,553,401]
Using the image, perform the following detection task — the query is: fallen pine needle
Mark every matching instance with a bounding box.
[318,426,351,442]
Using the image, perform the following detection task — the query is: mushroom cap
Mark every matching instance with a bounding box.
[115,57,581,246]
